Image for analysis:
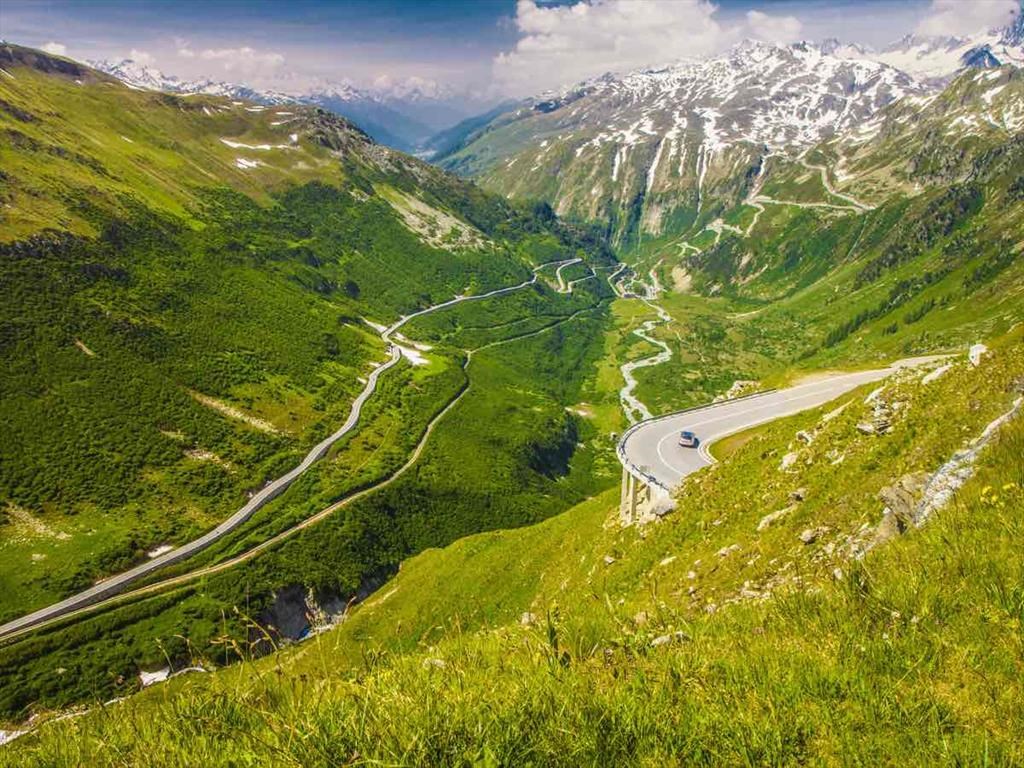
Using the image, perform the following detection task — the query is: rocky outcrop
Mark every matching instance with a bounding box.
[871,471,932,546]
[850,396,1022,558]
[799,526,829,545]
[757,506,794,531]
[256,570,393,647]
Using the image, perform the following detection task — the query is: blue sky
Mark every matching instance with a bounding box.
[0,0,1017,97]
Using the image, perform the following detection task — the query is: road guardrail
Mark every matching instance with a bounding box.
[615,388,778,490]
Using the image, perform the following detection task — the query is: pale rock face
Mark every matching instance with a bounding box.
[969,343,989,367]
[799,526,828,545]
[139,667,171,687]
[876,472,932,538]
[651,631,689,647]
[921,364,953,384]
[716,543,741,558]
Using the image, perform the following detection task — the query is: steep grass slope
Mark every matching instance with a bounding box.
[0,44,625,717]
[6,330,1022,766]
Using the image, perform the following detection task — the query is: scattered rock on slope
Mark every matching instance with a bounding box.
[758,506,794,531]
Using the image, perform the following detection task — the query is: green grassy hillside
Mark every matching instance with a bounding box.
[0,44,625,717]
[2,41,1024,761]
[0,45,612,621]
[600,70,1024,417]
[7,328,1022,766]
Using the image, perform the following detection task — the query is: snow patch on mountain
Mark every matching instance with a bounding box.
[521,40,924,159]
[830,21,1024,83]
[92,58,295,103]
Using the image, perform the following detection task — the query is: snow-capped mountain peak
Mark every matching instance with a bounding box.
[882,34,968,55]
[305,79,370,102]
[818,38,873,59]
[92,58,182,92]
[1002,11,1023,45]
[866,18,1023,82]
[536,39,924,151]
[435,38,934,247]
[90,58,294,103]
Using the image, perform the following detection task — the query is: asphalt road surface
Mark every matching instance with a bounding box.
[619,358,943,490]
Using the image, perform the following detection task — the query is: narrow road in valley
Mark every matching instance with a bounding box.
[565,266,596,293]
[750,195,864,213]
[618,357,944,490]
[799,156,874,212]
[0,258,587,641]
[607,263,629,296]
[554,258,582,292]
[0,346,402,640]
[612,150,876,428]
[0,298,609,643]
[607,261,675,424]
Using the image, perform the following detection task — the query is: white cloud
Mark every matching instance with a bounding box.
[493,0,805,96]
[915,0,1018,37]
[198,46,284,73]
[371,73,446,99]
[168,45,284,75]
[173,37,195,58]
[41,41,67,56]
[745,10,803,44]
[129,49,155,65]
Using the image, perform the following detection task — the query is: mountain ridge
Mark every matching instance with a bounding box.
[436,38,927,249]
[88,56,492,152]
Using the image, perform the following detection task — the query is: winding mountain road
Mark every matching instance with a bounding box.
[0,259,582,641]
[799,156,874,212]
[619,358,942,490]
[0,299,615,645]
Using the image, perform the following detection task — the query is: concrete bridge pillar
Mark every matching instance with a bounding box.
[620,468,649,524]
[620,467,673,525]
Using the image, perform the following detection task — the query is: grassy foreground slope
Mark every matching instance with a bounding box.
[0,44,612,618]
[7,330,1022,765]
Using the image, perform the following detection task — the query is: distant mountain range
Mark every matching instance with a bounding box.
[432,15,1023,251]
[434,39,925,248]
[88,15,1022,162]
[841,17,1023,83]
[89,58,493,152]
